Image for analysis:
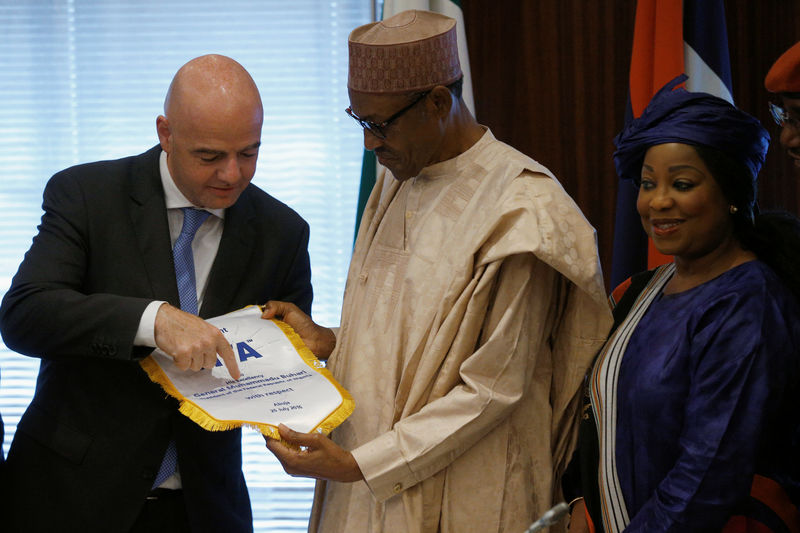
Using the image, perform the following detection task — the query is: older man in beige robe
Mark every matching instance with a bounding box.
[263,10,613,533]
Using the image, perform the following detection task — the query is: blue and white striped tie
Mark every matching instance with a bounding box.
[173,208,211,315]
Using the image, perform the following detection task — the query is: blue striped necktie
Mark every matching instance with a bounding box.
[152,207,211,488]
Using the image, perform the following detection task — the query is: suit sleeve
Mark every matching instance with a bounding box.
[0,170,153,361]
[275,218,313,316]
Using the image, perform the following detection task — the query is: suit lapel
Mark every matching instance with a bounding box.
[128,146,181,307]
[200,189,256,319]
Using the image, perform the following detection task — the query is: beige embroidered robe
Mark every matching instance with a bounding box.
[308,130,612,533]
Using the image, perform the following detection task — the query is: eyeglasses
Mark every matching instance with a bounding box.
[768,102,800,130]
[345,90,431,140]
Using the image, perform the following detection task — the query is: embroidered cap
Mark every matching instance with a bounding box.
[765,41,800,95]
[348,10,462,94]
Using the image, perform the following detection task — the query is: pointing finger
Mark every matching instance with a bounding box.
[216,333,240,380]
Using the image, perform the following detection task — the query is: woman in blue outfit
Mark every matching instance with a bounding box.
[566,76,800,533]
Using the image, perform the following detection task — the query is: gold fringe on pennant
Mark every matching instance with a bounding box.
[271,319,355,436]
[139,315,354,442]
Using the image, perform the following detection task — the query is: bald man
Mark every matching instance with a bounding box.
[0,55,312,532]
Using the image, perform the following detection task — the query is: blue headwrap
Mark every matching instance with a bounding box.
[613,75,770,185]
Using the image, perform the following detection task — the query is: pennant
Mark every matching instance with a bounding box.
[140,306,354,440]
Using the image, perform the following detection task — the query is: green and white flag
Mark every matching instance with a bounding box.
[353,0,474,239]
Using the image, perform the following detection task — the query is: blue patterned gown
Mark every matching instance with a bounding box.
[615,260,800,531]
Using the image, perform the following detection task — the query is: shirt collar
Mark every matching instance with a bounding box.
[159,150,226,219]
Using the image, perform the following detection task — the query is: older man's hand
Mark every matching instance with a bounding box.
[264,424,363,483]
[262,301,336,360]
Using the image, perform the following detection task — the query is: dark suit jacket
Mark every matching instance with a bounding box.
[0,145,313,532]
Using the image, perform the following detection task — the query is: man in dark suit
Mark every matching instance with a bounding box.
[0,54,312,532]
